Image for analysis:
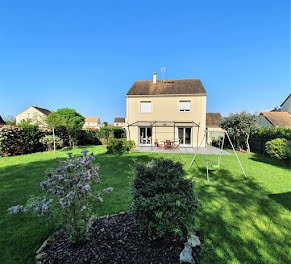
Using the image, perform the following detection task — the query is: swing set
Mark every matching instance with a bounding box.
[188,130,247,182]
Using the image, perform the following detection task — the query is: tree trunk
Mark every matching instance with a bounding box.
[246,134,250,153]
[53,127,56,154]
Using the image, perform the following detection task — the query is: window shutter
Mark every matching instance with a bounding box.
[140,101,152,113]
[179,101,191,111]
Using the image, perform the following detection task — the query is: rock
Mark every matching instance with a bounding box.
[187,234,201,247]
[179,242,195,264]
[36,239,48,254]
[119,211,126,215]
[36,252,47,261]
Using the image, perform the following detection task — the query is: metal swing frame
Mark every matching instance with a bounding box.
[188,130,247,182]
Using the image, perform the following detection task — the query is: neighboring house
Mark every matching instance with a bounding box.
[114,117,125,128]
[280,94,291,113]
[83,117,101,130]
[16,106,52,127]
[206,113,222,131]
[126,73,206,147]
[259,112,291,128]
[206,113,223,143]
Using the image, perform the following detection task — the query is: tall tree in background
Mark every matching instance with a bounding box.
[220,111,259,153]
[48,108,85,148]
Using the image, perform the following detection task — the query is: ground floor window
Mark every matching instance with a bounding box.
[178,127,192,145]
[139,127,152,145]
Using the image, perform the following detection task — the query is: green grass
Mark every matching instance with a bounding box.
[0,146,290,263]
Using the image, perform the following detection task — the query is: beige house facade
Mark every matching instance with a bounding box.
[126,74,206,147]
[16,106,52,127]
[114,117,126,128]
[83,117,101,130]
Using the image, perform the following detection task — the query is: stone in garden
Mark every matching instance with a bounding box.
[36,239,48,254]
[35,252,47,260]
[187,234,201,247]
[179,242,195,264]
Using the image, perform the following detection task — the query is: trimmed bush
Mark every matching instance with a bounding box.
[265,138,289,160]
[77,130,101,145]
[0,126,47,156]
[131,158,197,239]
[40,135,64,151]
[256,127,291,140]
[106,138,135,153]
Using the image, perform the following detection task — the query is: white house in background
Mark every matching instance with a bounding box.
[83,117,101,130]
[280,94,291,113]
[114,117,126,128]
[16,106,52,127]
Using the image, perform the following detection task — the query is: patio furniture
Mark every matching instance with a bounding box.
[175,139,182,150]
[164,140,173,150]
[154,140,163,149]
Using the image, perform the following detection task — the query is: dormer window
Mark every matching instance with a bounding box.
[179,101,191,112]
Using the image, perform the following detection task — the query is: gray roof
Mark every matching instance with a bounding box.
[127,79,206,96]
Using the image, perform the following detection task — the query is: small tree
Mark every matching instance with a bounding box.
[47,112,63,153]
[48,108,85,148]
[8,150,113,243]
[220,111,258,153]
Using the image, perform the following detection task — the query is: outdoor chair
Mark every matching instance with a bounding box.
[175,139,182,150]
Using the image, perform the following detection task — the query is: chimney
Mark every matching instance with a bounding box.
[153,72,157,83]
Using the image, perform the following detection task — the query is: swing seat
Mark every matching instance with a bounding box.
[211,164,220,169]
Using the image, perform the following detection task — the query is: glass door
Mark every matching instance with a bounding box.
[139,127,152,145]
[178,127,192,146]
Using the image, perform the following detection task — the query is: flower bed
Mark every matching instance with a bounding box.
[38,213,200,264]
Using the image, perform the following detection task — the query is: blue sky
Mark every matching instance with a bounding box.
[0,0,290,123]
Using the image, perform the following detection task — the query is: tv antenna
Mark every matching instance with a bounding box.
[160,67,166,81]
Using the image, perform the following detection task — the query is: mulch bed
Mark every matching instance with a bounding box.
[42,213,198,264]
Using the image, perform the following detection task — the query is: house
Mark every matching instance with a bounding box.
[83,117,101,130]
[114,117,125,128]
[16,106,52,127]
[206,113,222,131]
[259,112,291,128]
[125,73,206,147]
[280,94,291,113]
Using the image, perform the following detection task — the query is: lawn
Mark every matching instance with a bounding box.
[0,146,290,264]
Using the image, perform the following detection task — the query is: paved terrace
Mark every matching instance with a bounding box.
[133,145,231,155]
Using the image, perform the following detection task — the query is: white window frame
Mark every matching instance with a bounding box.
[140,101,152,113]
[179,100,191,112]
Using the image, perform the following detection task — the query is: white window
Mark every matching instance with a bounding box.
[140,101,152,113]
[179,101,191,112]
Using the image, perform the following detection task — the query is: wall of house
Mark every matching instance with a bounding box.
[83,122,99,129]
[126,94,206,147]
[16,107,47,125]
[258,116,273,128]
[114,122,125,128]
[281,96,291,113]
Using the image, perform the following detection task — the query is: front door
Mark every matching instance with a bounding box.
[178,127,192,146]
[139,127,152,145]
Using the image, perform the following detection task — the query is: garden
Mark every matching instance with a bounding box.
[0,144,290,263]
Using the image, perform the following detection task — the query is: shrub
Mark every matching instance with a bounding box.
[0,126,47,156]
[8,150,113,243]
[112,127,126,139]
[131,158,197,239]
[256,127,291,140]
[40,135,64,151]
[77,130,101,145]
[265,138,289,160]
[106,138,135,153]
